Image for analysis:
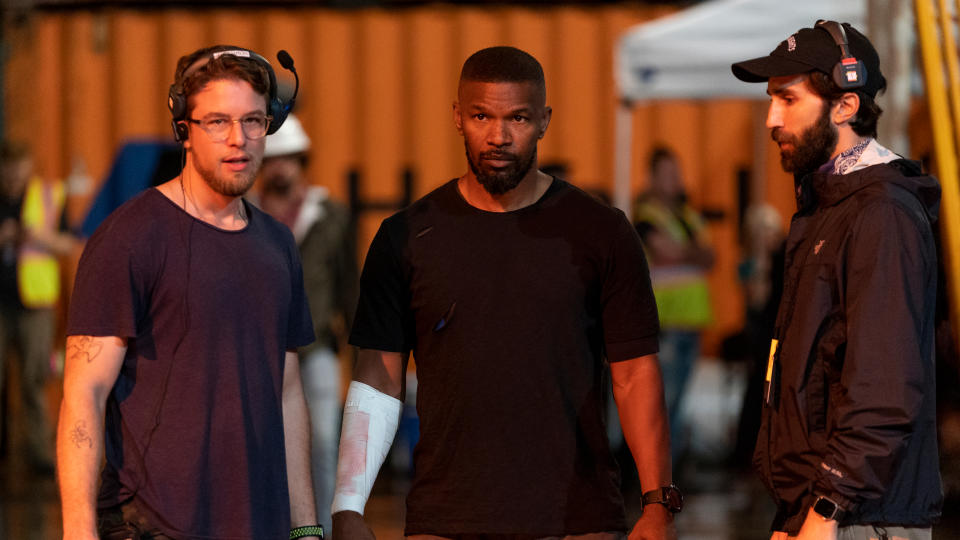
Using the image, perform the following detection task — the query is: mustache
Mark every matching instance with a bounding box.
[771,127,795,145]
[479,151,518,161]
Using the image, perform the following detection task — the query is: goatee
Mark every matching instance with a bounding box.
[465,143,536,196]
[772,102,838,176]
[198,168,257,198]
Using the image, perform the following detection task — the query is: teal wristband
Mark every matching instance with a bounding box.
[290,524,324,539]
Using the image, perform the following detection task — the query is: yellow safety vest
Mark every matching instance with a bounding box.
[634,198,713,329]
[18,177,65,309]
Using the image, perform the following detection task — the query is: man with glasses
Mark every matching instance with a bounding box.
[57,45,322,540]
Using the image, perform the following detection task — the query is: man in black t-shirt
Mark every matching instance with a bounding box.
[57,46,321,540]
[332,47,678,540]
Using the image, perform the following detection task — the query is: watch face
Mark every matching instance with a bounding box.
[813,496,839,520]
[664,486,684,512]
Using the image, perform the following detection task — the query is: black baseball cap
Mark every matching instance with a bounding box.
[731,21,884,98]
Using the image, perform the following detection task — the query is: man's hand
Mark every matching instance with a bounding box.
[793,507,838,540]
[629,503,677,540]
[768,508,838,540]
[332,511,375,540]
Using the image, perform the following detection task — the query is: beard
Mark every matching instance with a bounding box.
[194,158,259,198]
[465,142,537,196]
[772,102,838,175]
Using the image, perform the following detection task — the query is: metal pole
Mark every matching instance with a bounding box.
[916,0,960,342]
[937,0,960,153]
[613,100,634,216]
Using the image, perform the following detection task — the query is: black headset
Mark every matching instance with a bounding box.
[167,47,299,141]
[815,20,867,91]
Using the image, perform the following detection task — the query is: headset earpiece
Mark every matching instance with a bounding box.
[833,57,867,90]
[173,120,189,142]
[816,20,867,90]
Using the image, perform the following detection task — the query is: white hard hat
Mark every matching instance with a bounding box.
[264,114,311,158]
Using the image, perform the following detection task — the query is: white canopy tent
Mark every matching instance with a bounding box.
[612,0,867,212]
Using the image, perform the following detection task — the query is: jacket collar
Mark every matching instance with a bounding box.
[793,139,902,212]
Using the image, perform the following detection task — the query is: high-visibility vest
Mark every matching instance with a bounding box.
[634,197,713,329]
[18,177,65,308]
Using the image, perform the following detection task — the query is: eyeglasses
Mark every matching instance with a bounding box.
[186,114,272,141]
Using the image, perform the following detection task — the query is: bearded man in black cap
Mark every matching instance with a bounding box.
[732,20,942,540]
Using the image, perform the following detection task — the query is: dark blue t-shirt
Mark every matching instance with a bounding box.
[67,188,314,539]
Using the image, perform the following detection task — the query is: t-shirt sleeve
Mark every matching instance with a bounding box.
[286,244,315,349]
[601,213,660,362]
[349,218,412,353]
[66,222,143,339]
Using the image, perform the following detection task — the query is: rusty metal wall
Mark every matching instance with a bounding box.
[5,4,782,347]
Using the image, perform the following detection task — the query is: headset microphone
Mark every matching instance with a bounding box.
[274,49,299,131]
[277,49,295,71]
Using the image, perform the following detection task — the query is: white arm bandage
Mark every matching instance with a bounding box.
[330,381,402,515]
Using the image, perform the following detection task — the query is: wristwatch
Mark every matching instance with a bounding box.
[641,484,683,513]
[812,495,846,521]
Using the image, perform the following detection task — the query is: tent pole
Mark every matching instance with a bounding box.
[614,100,634,216]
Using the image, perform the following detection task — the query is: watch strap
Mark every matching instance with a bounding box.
[812,495,846,521]
[641,484,683,513]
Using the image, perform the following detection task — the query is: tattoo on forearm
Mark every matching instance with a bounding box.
[67,336,103,364]
[70,420,93,449]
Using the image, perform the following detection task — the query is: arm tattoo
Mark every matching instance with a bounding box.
[70,420,93,449]
[67,336,103,364]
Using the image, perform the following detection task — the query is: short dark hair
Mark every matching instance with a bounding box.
[174,45,272,116]
[806,70,885,138]
[648,145,677,173]
[459,46,546,101]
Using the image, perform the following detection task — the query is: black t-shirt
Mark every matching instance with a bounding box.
[67,188,314,540]
[351,178,659,536]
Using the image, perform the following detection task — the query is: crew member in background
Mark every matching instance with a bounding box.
[0,140,75,474]
[260,113,358,530]
[633,146,714,464]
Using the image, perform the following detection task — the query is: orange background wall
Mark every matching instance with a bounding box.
[4,5,811,354]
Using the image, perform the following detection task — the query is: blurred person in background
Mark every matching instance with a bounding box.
[331,46,679,540]
[733,20,942,539]
[57,46,321,540]
[731,204,785,469]
[633,146,714,465]
[0,140,75,475]
[259,113,358,531]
